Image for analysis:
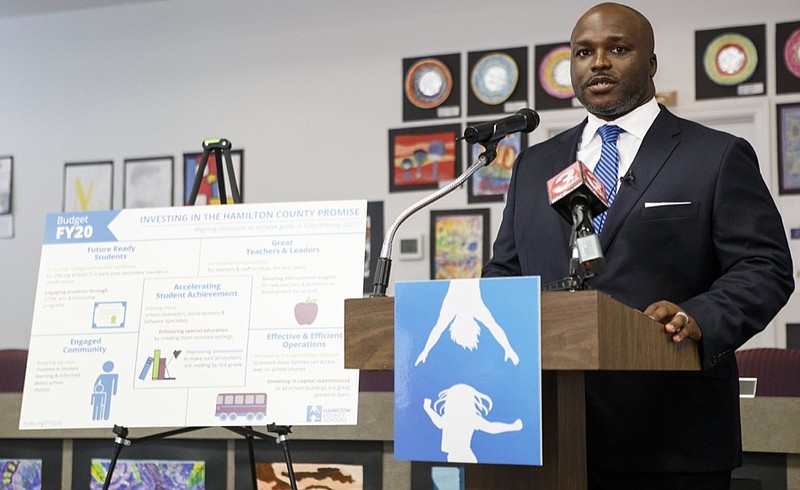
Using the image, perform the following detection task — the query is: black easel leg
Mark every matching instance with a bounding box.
[246,425,257,489]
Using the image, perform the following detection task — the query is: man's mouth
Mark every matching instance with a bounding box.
[586,76,617,91]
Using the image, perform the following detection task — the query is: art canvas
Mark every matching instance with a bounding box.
[90,459,205,489]
[0,459,42,490]
[430,209,489,279]
[388,124,462,192]
[255,462,363,489]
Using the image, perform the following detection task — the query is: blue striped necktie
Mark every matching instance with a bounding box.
[593,124,624,233]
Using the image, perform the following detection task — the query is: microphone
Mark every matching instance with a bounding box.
[546,161,609,277]
[462,108,540,145]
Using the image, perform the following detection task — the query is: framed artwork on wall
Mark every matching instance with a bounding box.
[695,24,766,100]
[534,42,577,111]
[467,130,527,203]
[776,21,800,95]
[123,156,174,208]
[183,149,244,205]
[403,53,461,122]
[388,124,462,193]
[467,46,528,117]
[0,155,12,214]
[777,102,800,194]
[430,208,490,280]
[63,160,113,212]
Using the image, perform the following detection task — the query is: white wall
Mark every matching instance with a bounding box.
[0,0,797,349]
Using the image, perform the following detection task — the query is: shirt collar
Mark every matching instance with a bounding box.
[581,97,660,146]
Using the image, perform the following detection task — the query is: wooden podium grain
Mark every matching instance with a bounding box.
[344,290,700,490]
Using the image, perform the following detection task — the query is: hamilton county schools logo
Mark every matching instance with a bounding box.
[306,405,323,422]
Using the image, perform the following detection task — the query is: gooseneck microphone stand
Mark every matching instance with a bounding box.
[372,143,499,296]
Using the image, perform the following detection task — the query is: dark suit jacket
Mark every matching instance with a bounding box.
[483,106,794,472]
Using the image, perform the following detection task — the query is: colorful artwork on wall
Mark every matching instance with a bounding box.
[183,149,244,205]
[429,209,490,279]
[63,161,113,212]
[776,20,800,94]
[695,24,766,99]
[90,459,205,489]
[388,124,462,192]
[534,42,577,110]
[403,53,461,122]
[255,462,363,489]
[467,47,528,117]
[467,130,526,203]
[0,459,42,490]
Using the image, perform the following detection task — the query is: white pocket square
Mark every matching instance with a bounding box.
[644,201,692,208]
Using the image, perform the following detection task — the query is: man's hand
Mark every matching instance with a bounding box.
[643,300,702,343]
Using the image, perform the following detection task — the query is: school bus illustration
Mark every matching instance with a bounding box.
[215,392,267,421]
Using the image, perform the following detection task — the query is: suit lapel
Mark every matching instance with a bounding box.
[599,108,681,248]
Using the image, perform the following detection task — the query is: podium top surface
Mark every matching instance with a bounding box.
[344,290,700,372]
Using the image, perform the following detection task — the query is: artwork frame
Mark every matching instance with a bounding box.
[695,24,767,100]
[466,130,527,203]
[123,156,174,208]
[776,21,800,95]
[183,149,244,205]
[364,200,384,294]
[0,155,12,214]
[388,124,462,193]
[63,160,114,212]
[430,208,490,280]
[466,46,529,117]
[534,41,578,111]
[777,102,800,194]
[403,53,461,122]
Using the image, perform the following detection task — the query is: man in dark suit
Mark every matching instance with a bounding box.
[483,3,794,489]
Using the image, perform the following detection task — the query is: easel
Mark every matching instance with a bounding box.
[102,139,298,490]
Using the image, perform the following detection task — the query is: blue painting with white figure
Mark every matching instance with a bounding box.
[394,277,542,466]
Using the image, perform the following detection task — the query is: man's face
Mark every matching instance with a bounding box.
[570,5,657,120]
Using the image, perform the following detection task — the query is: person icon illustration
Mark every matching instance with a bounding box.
[93,360,118,421]
[90,381,106,421]
[423,383,523,463]
[415,279,520,366]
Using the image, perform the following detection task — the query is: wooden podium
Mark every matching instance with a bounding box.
[344,290,700,490]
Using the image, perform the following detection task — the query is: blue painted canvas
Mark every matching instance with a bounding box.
[394,277,542,466]
[0,460,42,490]
[90,459,205,489]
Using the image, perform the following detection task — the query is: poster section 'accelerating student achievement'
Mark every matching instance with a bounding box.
[20,200,366,430]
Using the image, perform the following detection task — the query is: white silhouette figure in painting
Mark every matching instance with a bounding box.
[423,383,523,463]
[415,279,519,366]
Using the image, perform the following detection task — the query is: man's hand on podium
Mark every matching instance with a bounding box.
[644,300,703,343]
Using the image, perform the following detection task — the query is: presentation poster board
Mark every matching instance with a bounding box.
[20,200,366,430]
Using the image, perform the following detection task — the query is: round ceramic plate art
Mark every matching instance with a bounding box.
[703,33,758,86]
[405,58,453,109]
[538,45,574,99]
[784,27,800,78]
[470,52,519,105]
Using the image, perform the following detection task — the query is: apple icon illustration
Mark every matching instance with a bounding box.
[294,298,319,325]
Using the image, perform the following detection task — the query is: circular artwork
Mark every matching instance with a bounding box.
[538,45,574,99]
[784,27,800,78]
[470,53,519,105]
[703,33,758,86]
[405,58,453,109]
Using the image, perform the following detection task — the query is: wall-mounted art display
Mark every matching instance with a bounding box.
[123,156,174,208]
[89,459,205,489]
[72,439,226,490]
[388,124,462,193]
[0,459,42,489]
[467,130,526,203]
[534,42,577,110]
[365,200,384,294]
[403,53,461,122]
[183,149,243,205]
[233,439,383,489]
[467,47,528,117]
[63,160,113,212]
[776,21,800,94]
[0,156,11,214]
[255,462,364,489]
[777,102,800,194]
[430,208,490,279]
[695,24,766,99]
[0,156,12,239]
